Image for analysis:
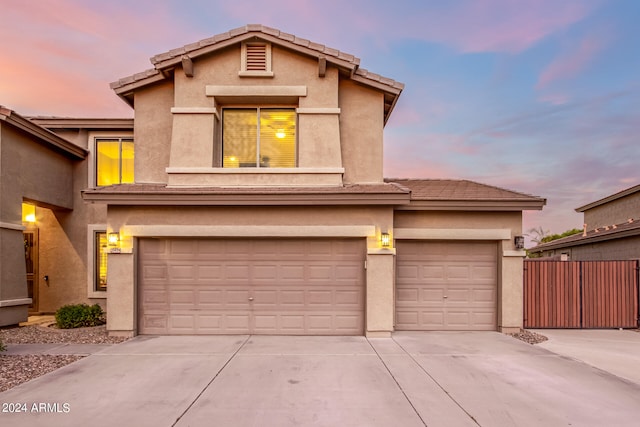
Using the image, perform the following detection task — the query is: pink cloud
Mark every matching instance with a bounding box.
[538,36,606,88]
[0,1,204,117]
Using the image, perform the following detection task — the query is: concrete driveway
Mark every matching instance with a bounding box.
[2,332,640,427]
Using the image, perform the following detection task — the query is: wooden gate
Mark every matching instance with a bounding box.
[523,260,639,328]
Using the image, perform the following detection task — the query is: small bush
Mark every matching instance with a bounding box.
[55,304,105,329]
[0,337,5,352]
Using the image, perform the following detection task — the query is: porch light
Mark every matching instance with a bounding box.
[514,235,525,250]
[381,232,391,248]
[275,129,286,139]
[108,232,120,247]
[22,203,36,223]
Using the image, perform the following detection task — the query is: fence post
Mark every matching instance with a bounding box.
[636,260,640,328]
[579,261,583,328]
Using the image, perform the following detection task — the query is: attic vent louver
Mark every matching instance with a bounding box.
[246,44,267,71]
[240,42,273,77]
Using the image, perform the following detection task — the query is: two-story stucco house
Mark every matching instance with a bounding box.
[0,25,545,336]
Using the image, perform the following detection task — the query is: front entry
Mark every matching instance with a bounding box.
[24,230,38,312]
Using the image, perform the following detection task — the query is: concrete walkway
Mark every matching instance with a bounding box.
[1,332,640,426]
[3,343,113,355]
[534,328,640,384]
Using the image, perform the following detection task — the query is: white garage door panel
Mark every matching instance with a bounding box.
[396,241,497,331]
[138,238,365,335]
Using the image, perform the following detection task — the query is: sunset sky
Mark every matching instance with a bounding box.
[2,0,639,245]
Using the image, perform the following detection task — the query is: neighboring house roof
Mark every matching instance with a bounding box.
[110,24,404,124]
[576,184,640,212]
[0,106,87,159]
[528,218,640,253]
[387,179,546,211]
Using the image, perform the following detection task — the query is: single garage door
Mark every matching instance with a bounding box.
[396,241,497,331]
[138,238,365,335]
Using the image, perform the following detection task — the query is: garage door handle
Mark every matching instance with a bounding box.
[443,296,448,299]
[248,297,254,301]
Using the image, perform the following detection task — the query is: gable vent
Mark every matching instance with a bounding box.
[245,44,267,71]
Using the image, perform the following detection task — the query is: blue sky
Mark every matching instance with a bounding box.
[1,0,639,245]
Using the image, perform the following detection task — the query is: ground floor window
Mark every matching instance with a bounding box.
[95,231,108,291]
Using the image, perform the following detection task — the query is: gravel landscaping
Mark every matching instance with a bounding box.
[508,329,548,345]
[0,324,128,393]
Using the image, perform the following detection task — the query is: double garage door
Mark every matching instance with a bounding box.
[138,238,365,335]
[396,241,498,331]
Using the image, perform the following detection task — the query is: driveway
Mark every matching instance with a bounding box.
[1,332,640,426]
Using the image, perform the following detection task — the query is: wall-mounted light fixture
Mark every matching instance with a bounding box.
[381,232,391,248]
[22,203,36,223]
[108,232,120,247]
[514,235,525,250]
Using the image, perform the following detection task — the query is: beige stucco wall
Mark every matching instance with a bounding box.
[0,123,110,323]
[130,42,385,187]
[339,80,384,184]
[135,81,174,184]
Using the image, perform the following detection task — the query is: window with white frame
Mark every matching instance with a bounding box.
[222,108,296,168]
[95,137,134,186]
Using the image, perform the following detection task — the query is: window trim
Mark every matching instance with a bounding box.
[220,106,298,168]
[87,225,108,299]
[88,131,134,188]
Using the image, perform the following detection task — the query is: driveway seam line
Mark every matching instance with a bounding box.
[392,336,481,427]
[171,335,252,427]
[366,338,428,427]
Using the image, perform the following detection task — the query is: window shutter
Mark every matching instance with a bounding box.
[245,44,267,71]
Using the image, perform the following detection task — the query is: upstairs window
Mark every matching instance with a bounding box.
[222,108,296,168]
[96,138,134,186]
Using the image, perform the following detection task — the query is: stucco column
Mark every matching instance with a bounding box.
[365,249,395,337]
[106,252,136,337]
[498,243,526,333]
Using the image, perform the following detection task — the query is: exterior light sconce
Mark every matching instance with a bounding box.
[108,232,120,247]
[514,235,525,250]
[381,232,391,248]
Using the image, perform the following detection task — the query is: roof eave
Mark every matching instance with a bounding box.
[576,184,640,212]
[528,227,640,252]
[81,189,411,206]
[0,107,87,159]
[395,199,546,211]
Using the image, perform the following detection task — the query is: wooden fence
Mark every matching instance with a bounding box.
[523,260,639,328]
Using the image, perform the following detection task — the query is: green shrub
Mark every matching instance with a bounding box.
[55,304,105,329]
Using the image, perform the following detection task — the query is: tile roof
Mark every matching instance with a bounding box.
[528,218,640,252]
[387,179,545,202]
[109,24,403,104]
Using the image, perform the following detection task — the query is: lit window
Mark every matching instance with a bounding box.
[222,108,296,168]
[96,138,134,186]
[95,232,108,291]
